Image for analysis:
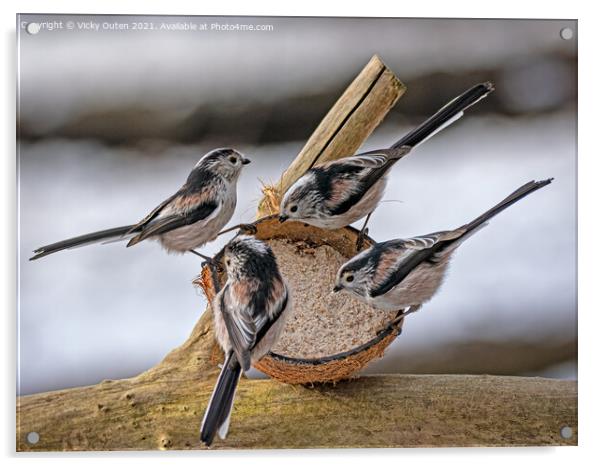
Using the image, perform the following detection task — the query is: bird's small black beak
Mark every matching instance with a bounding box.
[278,214,288,223]
[332,284,342,293]
[242,158,251,165]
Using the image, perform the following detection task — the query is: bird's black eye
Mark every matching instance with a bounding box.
[229,156,238,164]
[225,258,231,266]
[290,205,298,213]
[346,274,354,283]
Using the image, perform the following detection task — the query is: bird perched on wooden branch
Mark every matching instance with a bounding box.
[278,82,495,249]
[29,148,251,261]
[200,235,292,446]
[332,179,553,324]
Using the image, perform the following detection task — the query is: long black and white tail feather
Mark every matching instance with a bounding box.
[462,178,554,234]
[431,178,553,260]
[29,225,135,260]
[200,351,242,447]
[392,82,494,149]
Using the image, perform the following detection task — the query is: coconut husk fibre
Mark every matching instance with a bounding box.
[267,238,398,359]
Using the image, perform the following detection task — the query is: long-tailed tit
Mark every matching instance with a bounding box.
[278,82,494,248]
[200,235,291,446]
[29,148,251,261]
[332,179,553,320]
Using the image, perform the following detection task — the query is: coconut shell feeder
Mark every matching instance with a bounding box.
[197,215,406,384]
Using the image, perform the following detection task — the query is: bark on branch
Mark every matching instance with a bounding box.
[17,310,577,450]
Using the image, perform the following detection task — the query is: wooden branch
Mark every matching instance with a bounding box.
[17,330,577,451]
[16,310,577,450]
[257,54,406,216]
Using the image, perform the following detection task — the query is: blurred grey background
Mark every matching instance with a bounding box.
[17,15,577,395]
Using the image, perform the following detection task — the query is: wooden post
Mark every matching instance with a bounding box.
[258,54,406,216]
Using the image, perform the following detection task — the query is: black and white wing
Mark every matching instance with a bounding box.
[219,289,259,371]
[126,193,178,235]
[317,146,411,216]
[337,146,411,169]
[127,201,219,247]
[368,230,465,298]
[126,165,225,246]
[219,282,289,372]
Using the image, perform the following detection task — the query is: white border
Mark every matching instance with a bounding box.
[3,1,600,464]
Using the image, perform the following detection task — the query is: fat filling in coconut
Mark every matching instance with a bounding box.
[267,238,399,359]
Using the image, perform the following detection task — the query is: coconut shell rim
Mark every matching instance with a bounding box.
[266,315,402,365]
[200,214,404,366]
